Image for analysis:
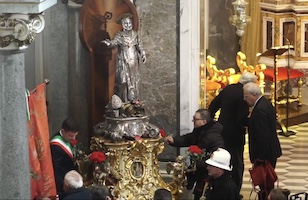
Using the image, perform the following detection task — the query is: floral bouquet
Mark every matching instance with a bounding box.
[185,145,206,190]
[70,140,93,185]
[89,151,107,164]
[187,145,205,163]
[89,151,109,185]
[71,140,89,161]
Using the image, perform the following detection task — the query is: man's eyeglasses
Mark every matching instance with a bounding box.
[192,116,203,121]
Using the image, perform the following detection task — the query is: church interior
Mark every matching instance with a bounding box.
[1,0,308,199]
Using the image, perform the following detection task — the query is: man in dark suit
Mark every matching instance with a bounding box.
[165,109,224,200]
[208,72,257,193]
[243,82,282,200]
[50,118,78,196]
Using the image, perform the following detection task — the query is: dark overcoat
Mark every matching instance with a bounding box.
[248,96,282,165]
[208,82,249,147]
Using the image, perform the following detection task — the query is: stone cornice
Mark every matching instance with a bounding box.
[260,2,308,13]
[0,13,45,50]
[62,0,86,7]
[0,0,57,14]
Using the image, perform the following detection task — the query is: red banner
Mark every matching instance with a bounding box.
[27,83,57,199]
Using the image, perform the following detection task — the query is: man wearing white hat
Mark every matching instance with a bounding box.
[204,148,241,200]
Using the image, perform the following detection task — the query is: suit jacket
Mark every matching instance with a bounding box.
[248,96,282,166]
[209,83,249,147]
[62,187,92,200]
[50,132,76,194]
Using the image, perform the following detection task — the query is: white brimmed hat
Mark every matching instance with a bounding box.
[205,148,232,171]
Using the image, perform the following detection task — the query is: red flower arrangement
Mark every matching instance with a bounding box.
[188,145,202,155]
[159,128,166,137]
[89,151,107,163]
[187,145,205,161]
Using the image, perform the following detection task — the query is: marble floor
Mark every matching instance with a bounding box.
[241,122,308,199]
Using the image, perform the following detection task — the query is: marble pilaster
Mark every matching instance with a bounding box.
[44,3,69,134]
[136,0,178,160]
[179,0,201,156]
[65,1,90,145]
[136,0,202,160]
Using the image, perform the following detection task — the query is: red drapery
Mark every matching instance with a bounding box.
[27,83,57,199]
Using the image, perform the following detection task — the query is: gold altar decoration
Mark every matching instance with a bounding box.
[206,55,236,86]
[205,55,236,107]
[89,136,185,200]
[236,51,266,93]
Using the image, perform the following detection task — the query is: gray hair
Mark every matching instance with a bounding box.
[64,170,83,189]
[196,109,212,123]
[243,82,262,96]
[239,72,258,85]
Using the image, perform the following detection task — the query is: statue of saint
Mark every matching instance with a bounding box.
[103,13,146,103]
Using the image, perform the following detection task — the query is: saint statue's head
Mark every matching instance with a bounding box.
[117,13,133,31]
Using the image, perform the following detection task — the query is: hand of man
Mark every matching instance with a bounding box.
[165,136,174,144]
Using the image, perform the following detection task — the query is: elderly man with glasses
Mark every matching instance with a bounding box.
[165,109,224,200]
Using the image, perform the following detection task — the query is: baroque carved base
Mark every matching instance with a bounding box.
[90,136,185,200]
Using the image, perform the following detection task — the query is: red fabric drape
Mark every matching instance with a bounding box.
[27,83,57,199]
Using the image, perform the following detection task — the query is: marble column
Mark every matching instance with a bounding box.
[0,0,56,198]
[64,0,90,146]
[0,51,30,199]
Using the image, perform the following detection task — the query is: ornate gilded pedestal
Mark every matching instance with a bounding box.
[77,91,186,199]
[90,135,185,200]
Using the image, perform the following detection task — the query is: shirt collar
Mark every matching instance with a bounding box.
[253,95,262,108]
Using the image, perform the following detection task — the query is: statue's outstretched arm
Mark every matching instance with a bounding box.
[102,33,120,47]
[102,38,118,47]
[102,39,112,46]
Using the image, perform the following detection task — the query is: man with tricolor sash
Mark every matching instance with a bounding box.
[50,118,78,196]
